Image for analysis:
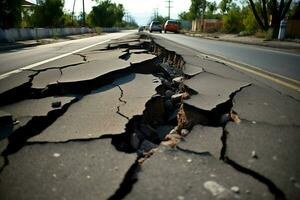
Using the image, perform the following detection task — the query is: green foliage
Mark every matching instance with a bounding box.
[0,0,23,28]
[219,0,232,14]
[243,7,258,34]
[223,6,244,33]
[255,28,273,40]
[189,0,207,19]
[95,27,102,34]
[21,9,34,28]
[150,14,169,25]
[265,28,274,40]
[60,12,78,27]
[31,0,64,27]
[178,11,193,20]
[206,1,221,19]
[87,0,124,27]
[289,2,300,19]
[121,20,139,29]
[207,1,217,14]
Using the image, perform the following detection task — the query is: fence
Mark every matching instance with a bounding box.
[0,27,121,42]
[286,20,300,38]
[192,19,223,32]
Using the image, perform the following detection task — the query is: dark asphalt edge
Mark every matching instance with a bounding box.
[0,42,41,52]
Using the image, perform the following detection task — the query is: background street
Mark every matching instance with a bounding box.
[156,33,300,81]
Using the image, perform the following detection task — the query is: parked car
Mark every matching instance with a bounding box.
[149,21,162,33]
[138,26,145,32]
[164,20,180,33]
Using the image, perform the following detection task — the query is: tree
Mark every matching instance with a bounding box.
[223,5,245,33]
[178,11,193,20]
[243,6,259,33]
[31,0,64,27]
[289,1,300,19]
[60,12,78,27]
[150,14,168,25]
[248,0,293,37]
[206,1,218,18]
[189,0,207,19]
[207,1,217,14]
[87,0,124,27]
[0,0,23,28]
[219,0,233,14]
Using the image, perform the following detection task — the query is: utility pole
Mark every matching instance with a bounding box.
[82,0,85,26]
[124,10,129,22]
[165,0,172,19]
[72,0,77,26]
[153,8,158,20]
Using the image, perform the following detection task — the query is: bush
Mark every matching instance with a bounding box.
[265,28,273,40]
[223,7,244,33]
[254,30,265,38]
[95,27,102,34]
[254,28,273,40]
[243,8,258,34]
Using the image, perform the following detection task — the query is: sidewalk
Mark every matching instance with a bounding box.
[0,32,102,51]
[184,32,300,52]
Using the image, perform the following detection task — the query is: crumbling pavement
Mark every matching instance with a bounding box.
[0,33,299,200]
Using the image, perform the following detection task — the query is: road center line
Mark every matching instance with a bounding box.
[0,34,126,80]
[197,54,300,92]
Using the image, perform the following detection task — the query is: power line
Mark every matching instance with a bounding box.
[165,0,173,19]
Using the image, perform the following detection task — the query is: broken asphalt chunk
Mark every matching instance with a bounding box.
[231,85,300,125]
[31,69,62,89]
[29,86,125,142]
[0,71,36,105]
[29,73,160,142]
[58,59,130,83]
[183,63,204,77]
[125,53,156,65]
[225,121,300,200]
[177,125,223,158]
[124,147,273,200]
[0,139,136,200]
[0,96,75,118]
[184,72,250,111]
[0,97,75,140]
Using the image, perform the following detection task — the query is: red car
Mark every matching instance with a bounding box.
[164,20,180,33]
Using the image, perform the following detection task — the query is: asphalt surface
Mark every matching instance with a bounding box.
[0,32,299,200]
[0,31,134,76]
[154,33,300,81]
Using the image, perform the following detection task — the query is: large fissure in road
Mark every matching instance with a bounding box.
[0,33,294,200]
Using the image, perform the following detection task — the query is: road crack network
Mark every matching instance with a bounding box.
[1,33,295,200]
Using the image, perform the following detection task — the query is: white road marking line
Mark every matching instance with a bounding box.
[0,33,131,80]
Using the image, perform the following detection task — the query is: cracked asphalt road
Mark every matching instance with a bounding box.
[0,32,299,200]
